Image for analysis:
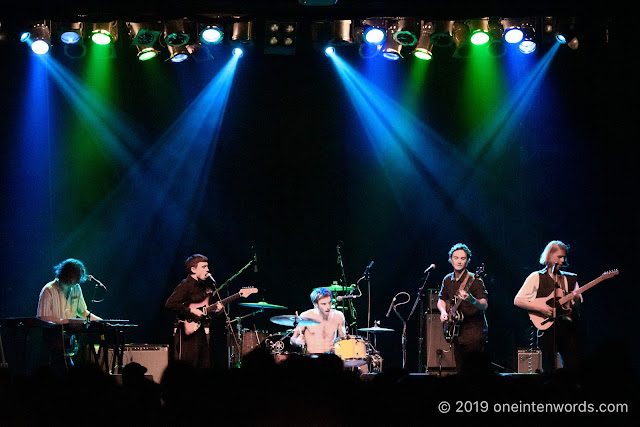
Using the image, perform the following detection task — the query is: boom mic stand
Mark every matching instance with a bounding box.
[407,270,431,373]
[390,292,410,369]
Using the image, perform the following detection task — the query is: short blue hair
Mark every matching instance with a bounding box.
[310,287,332,305]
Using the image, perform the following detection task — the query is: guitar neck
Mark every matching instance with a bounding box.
[209,292,241,310]
[557,275,604,304]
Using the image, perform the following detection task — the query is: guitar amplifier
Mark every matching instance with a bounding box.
[517,348,563,373]
[109,344,169,383]
[424,313,456,371]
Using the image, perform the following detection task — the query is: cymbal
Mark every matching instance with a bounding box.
[239,301,287,309]
[358,326,394,333]
[270,315,320,327]
[325,284,356,292]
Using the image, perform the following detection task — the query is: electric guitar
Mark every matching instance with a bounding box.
[529,269,618,330]
[443,264,485,343]
[181,287,258,335]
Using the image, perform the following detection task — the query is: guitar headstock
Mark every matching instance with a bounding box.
[601,269,619,279]
[474,263,485,277]
[239,287,259,297]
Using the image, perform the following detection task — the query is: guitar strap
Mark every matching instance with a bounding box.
[457,271,472,295]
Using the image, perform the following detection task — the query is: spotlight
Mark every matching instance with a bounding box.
[232,47,244,57]
[22,21,51,54]
[330,20,353,45]
[391,18,419,47]
[487,18,505,57]
[200,26,224,44]
[549,17,580,50]
[363,26,385,45]
[264,20,297,55]
[452,21,471,58]
[518,22,536,54]
[502,19,524,44]
[324,45,336,56]
[413,21,434,60]
[164,19,191,47]
[91,21,118,45]
[231,20,253,44]
[429,20,454,48]
[127,22,162,61]
[58,22,83,45]
[167,45,189,62]
[468,18,490,46]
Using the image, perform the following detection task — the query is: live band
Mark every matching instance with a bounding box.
[3,240,619,377]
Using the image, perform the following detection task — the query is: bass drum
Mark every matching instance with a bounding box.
[241,329,268,355]
[262,334,298,363]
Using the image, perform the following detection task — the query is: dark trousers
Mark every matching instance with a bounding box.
[174,324,210,369]
[539,317,580,372]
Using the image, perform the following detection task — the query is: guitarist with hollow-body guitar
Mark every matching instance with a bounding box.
[437,243,488,371]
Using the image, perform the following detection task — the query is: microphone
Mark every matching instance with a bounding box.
[385,296,396,317]
[336,294,360,302]
[252,247,258,273]
[424,264,436,275]
[362,261,374,276]
[87,275,107,290]
[551,263,561,275]
[207,273,217,285]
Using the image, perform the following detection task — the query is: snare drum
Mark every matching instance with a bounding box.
[333,335,368,367]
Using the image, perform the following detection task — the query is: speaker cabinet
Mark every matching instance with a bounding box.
[424,313,456,371]
[109,344,169,383]
[517,348,562,373]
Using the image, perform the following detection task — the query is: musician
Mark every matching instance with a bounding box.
[290,287,346,355]
[514,240,581,372]
[165,254,223,369]
[437,243,488,371]
[37,258,103,370]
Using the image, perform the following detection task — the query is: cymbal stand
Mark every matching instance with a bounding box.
[336,243,349,326]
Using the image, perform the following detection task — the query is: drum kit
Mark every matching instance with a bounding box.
[232,296,394,372]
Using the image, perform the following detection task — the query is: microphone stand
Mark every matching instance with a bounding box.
[211,258,254,368]
[407,271,431,373]
[336,244,350,329]
[391,292,410,369]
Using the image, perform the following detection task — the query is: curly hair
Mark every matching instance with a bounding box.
[448,243,472,260]
[54,258,87,284]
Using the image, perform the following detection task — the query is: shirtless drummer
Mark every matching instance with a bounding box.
[290,287,347,354]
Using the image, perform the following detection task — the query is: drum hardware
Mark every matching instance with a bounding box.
[325,283,356,292]
[333,335,369,367]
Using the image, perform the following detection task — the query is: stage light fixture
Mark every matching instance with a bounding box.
[167,45,189,62]
[200,25,224,44]
[549,17,580,50]
[91,21,118,45]
[487,18,506,57]
[127,22,162,61]
[58,22,83,45]
[22,21,51,54]
[468,18,490,46]
[363,26,385,45]
[392,18,419,47]
[324,45,336,56]
[264,20,297,55]
[382,36,402,60]
[502,19,524,44]
[452,21,471,58]
[231,20,253,44]
[164,19,191,47]
[413,21,434,60]
[517,23,536,54]
[429,20,455,48]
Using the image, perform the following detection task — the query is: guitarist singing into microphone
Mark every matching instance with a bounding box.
[437,243,488,372]
[166,254,224,369]
[514,240,583,373]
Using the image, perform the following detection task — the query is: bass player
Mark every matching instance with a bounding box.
[165,254,223,369]
[437,243,489,372]
[514,240,582,373]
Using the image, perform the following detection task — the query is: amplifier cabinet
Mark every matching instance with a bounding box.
[109,344,169,383]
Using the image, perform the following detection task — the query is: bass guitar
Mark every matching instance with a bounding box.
[181,287,258,335]
[529,269,618,330]
[443,264,485,343]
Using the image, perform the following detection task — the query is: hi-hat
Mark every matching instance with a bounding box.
[239,301,287,309]
[270,315,320,327]
[358,326,394,333]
